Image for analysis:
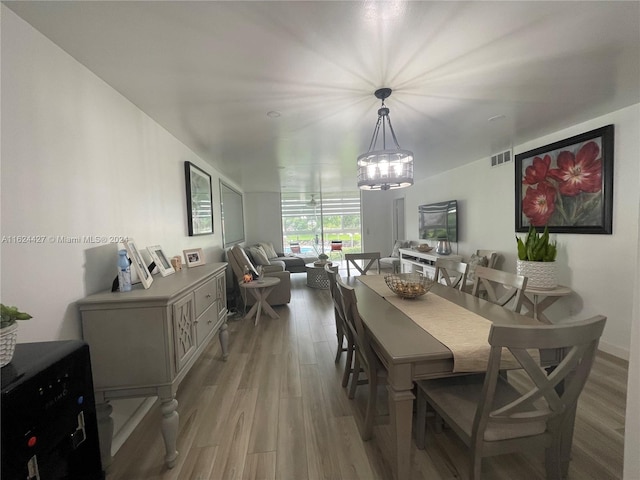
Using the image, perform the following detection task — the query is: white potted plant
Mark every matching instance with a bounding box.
[1,304,32,367]
[515,225,558,289]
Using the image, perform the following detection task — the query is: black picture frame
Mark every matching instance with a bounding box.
[219,181,245,247]
[184,161,214,236]
[515,124,614,234]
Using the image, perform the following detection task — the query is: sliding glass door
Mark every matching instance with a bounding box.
[281,191,361,255]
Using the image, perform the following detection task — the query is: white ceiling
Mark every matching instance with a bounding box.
[5,1,640,194]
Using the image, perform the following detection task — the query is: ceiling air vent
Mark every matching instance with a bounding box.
[490,149,512,168]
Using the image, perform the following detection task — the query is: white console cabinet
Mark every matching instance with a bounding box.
[78,263,228,470]
[399,248,463,278]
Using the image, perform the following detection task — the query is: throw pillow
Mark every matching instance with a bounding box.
[467,254,488,281]
[249,246,271,266]
[235,247,259,278]
[259,242,278,259]
[391,240,408,258]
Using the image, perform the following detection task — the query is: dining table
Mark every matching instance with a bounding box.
[346,275,545,480]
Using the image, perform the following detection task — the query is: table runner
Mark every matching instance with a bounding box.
[357,275,521,372]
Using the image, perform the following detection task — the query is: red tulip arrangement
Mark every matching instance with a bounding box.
[521,140,603,226]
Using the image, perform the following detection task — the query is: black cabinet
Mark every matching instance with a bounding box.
[1,340,104,480]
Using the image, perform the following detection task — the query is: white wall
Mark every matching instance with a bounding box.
[244,192,283,250]
[0,6,234,450]
[392,104,639,359]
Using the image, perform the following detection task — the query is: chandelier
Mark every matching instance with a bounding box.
[357,88,414,191]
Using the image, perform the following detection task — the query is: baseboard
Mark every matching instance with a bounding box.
[598,341,629,361]
[111,396,158,456]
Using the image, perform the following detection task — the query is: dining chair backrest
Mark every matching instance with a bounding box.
[434,258,469,290]
[325,263,341,312]
[475,316,606,472]
[337,279,372,361]
[345,252,381,276]
[337,278,385,441]
[471,266,528,313]
[417,315,606,480]
[476,250,499,269]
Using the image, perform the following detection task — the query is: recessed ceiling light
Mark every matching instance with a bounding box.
[267,111,281,118]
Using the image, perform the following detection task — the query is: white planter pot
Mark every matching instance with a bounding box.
[517,260,557,290]
[0,322,18,367]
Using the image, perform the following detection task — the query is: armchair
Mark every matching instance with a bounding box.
[227,245,291,306]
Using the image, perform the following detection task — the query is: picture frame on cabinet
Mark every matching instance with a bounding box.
[124,239,154,289]
[147,245,175,277]
[185,161,214,236]
[183,248,205,268]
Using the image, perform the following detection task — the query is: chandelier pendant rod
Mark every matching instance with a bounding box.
[367,114,383,153]
[385,115,402,150]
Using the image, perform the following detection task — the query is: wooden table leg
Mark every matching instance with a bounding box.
[219,320,229,361]
[245,286,279,325]
[387,384,415,480]
[160,396,179,468]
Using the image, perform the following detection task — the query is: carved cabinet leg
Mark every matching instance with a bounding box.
[160,397,179,468]
[96,401,114,470]
[219,320,229,360]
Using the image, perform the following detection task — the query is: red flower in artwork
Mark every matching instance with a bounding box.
[522,181,556,226]
[548,141,602,196]
[522,154,551,185]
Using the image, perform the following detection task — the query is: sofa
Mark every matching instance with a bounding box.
[380,240,419,273]
[227,244,292,306]
[244,241,317,273]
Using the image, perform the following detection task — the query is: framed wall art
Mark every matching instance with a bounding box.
[146,245,175,277]
[124,239,154,289]
[183,248,205,268]
[185,161,214,236]
[220,180,245,247]
[515,124,614,234]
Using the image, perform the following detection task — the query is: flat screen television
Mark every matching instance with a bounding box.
[419,200,458,242]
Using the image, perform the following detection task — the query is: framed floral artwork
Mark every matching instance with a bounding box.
[515,125,614,234]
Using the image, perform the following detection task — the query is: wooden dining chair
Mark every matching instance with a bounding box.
[471,266,528,313]
[325,264,352,373]
[345,252,381,276]
[434,258,469,290]
[337,278,386,440]
[415,315,606,480]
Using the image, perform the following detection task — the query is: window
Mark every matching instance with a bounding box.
[281,191,361,255]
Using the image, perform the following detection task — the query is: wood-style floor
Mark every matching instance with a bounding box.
[107,273,627,480]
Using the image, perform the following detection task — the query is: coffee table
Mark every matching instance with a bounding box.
[240,276,280,325]
[305,263,337,289]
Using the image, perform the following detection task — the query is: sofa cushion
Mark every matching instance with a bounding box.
[467,254,489,281]
[249,245,271,266]
[391,239,409,257]
[263,261,285,273]
[233,246,260,277]
[258,242,278,259]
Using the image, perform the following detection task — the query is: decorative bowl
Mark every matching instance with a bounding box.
[416,244,433,253]
[384,273,435,299]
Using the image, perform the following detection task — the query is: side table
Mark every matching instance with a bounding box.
[522,285,573,324]
[240,277,281,325]
[306,263,338,289]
